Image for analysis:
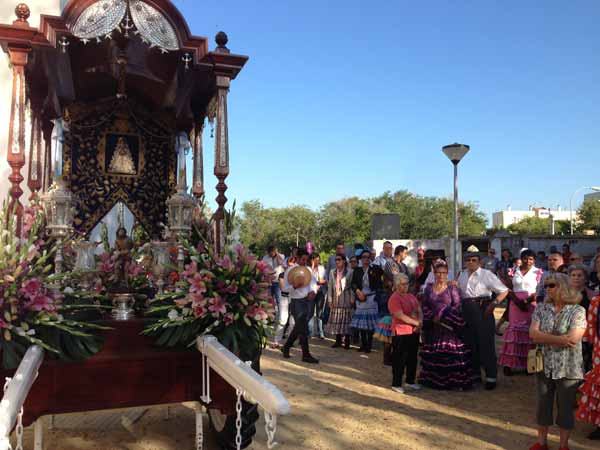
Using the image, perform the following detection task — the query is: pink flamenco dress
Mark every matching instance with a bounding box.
[498,267,542,371]
[577,295,600,427]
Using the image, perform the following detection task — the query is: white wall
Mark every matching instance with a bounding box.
[0,1,63,204]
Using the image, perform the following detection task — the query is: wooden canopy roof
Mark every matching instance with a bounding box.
[0,0,248,131]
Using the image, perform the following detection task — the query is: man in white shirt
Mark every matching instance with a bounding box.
[458,246,509,390]
[261,245,285,308]
[373,241,394,268]
[281,249,319,363]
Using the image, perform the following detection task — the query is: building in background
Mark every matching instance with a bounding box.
[492,206,574,228]
[584,191,600,203]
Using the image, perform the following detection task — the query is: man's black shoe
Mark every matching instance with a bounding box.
[484,381,497,390]
[281,347,290,359]
[588,427,600,440]
[302,355,319,364]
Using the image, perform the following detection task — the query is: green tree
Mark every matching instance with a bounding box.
[371,191,487,239]
[577,199,600,234]
[507,216,551,235]
[318,197,374,252]
[238,190,488,255]
[238,200,318,256]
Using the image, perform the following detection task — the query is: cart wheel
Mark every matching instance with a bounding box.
[207,400,259,450]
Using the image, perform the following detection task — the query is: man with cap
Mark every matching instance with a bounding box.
[458,245,509,390]
[281,249,319,363]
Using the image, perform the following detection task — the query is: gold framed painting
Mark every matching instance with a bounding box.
[98,132,145,178]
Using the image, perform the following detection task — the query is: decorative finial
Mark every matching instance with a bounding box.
[14,3,30,25]
[215,31,230,53]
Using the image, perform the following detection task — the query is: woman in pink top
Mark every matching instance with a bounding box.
[388,273,422,393]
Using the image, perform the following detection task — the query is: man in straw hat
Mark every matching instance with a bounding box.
[281,249,320,363]
[458,245,509,390]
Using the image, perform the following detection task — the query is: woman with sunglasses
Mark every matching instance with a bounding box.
[529,273,586,450]
[418,260,472,390]
[576,289,600,440]
[500,249,542,376]
[326,255,355,349]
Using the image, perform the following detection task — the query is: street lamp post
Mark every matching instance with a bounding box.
[569,186,600,235]
[442,143,470,278]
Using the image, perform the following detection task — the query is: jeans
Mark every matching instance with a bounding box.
[270,282,281,308]
[535,373,579,429]
[274,295,293,344]
[310,289,325,337]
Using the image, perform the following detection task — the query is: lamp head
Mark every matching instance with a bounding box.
[442,143,470,164]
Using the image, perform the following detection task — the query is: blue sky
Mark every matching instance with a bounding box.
[177,0,600,223]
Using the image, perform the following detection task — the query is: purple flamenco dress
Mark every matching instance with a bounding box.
[418,284,473,390]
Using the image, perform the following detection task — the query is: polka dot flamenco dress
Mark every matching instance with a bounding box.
[577,295,600,427]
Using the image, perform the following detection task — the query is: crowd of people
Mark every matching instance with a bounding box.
[261,242,600,449]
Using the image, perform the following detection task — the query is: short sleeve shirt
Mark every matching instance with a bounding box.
[458,268,508,298]
[532,303,587,380]
[388,292,419,336]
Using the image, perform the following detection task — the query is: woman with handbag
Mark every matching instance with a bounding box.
[500,249,543,375]
[528,273,587,450]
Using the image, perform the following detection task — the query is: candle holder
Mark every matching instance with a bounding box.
[73,241,98,290]
[41,177,74,274]
[111,293,135,320]
[151,241,171,293]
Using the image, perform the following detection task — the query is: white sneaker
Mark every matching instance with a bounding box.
[391,386,405,394]
[405,383,422,391]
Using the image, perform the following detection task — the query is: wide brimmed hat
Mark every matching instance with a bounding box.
[288,266,312,288]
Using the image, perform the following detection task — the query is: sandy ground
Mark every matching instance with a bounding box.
[17,310,599,450]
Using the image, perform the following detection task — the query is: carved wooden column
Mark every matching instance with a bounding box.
[27,113,43,201]
[213,32,231,255]
[42,123,53,192]
[7,48,31,221]
[192,122,205,198]
[5,5,32,227]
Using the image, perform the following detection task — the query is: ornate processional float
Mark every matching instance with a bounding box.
[0,1,289,450]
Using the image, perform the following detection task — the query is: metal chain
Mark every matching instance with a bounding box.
[235,389,243,450]
[195,403,203,450]
[264,411,278,449]
[2,378,13,450]
[15,407,23,450]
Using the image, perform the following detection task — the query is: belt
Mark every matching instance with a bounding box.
[462,296,492,305]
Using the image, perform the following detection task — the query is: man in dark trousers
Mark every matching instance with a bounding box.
[281,249,319,363]
[458,246,509,390]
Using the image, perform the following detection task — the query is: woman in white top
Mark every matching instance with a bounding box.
[499,249,543,375]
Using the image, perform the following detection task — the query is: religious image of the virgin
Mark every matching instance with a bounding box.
[106,135,138,175]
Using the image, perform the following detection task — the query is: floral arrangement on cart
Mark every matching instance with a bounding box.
[143,240,276,362]
[0,201,109,369]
